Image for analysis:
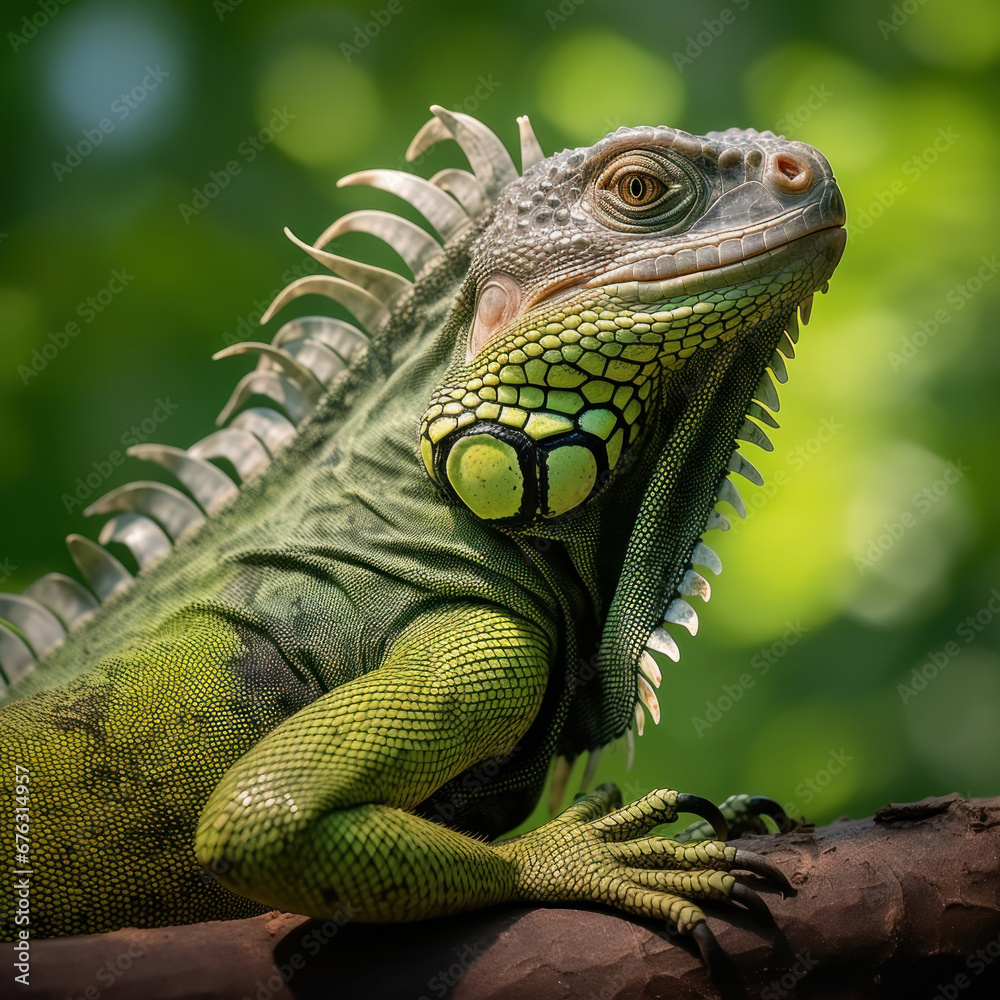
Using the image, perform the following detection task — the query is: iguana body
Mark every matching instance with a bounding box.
[0,110,844,951]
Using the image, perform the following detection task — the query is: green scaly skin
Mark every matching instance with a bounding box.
[0,111,845,952]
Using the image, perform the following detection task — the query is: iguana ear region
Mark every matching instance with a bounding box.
[467,274,522,363]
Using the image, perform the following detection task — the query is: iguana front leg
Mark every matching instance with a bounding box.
[195,604,782,936]
[195,604,542,920]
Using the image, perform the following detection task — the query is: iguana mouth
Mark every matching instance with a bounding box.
[585,223,846,294]
[516,223,846,321]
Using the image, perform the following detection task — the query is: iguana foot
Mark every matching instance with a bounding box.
[497,783,791,942]
[675,793,793,843]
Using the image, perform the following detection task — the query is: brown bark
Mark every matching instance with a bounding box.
[21,794,1000,1000]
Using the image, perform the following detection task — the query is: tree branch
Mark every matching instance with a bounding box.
[24,794,1000,999]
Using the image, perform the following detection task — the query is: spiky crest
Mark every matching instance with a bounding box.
[0,110,548,694]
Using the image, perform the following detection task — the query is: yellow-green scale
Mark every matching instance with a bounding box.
[421,270,803,517]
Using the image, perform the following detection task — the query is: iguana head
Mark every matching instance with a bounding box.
[420,125,844,525]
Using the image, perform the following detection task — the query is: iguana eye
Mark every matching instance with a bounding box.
[618,171,663,206]
[594,149,706,233]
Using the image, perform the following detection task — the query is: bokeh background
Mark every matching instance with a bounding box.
[1,0,998,831]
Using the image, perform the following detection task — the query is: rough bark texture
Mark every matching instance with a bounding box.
[21,794,1000,1000]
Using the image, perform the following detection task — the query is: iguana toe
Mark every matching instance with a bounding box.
[728,881,776,924]
[674,792,730,841]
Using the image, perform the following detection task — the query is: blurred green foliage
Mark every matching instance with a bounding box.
[1,0,998,833]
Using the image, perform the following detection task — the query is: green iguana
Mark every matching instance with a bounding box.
[0,108,845,967]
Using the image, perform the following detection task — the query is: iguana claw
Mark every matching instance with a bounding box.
[732,849,795,897]
[747,795,793,833]
[691,922,746,1000]
[676,793,793,842]
[675,793,730,841]
[729,881,775,924]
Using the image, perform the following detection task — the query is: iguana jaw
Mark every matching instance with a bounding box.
[523,221,845,325]
[421,224,842,528]
[585,220,846,292]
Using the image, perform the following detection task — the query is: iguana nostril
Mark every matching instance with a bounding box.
[769,153,813,193]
